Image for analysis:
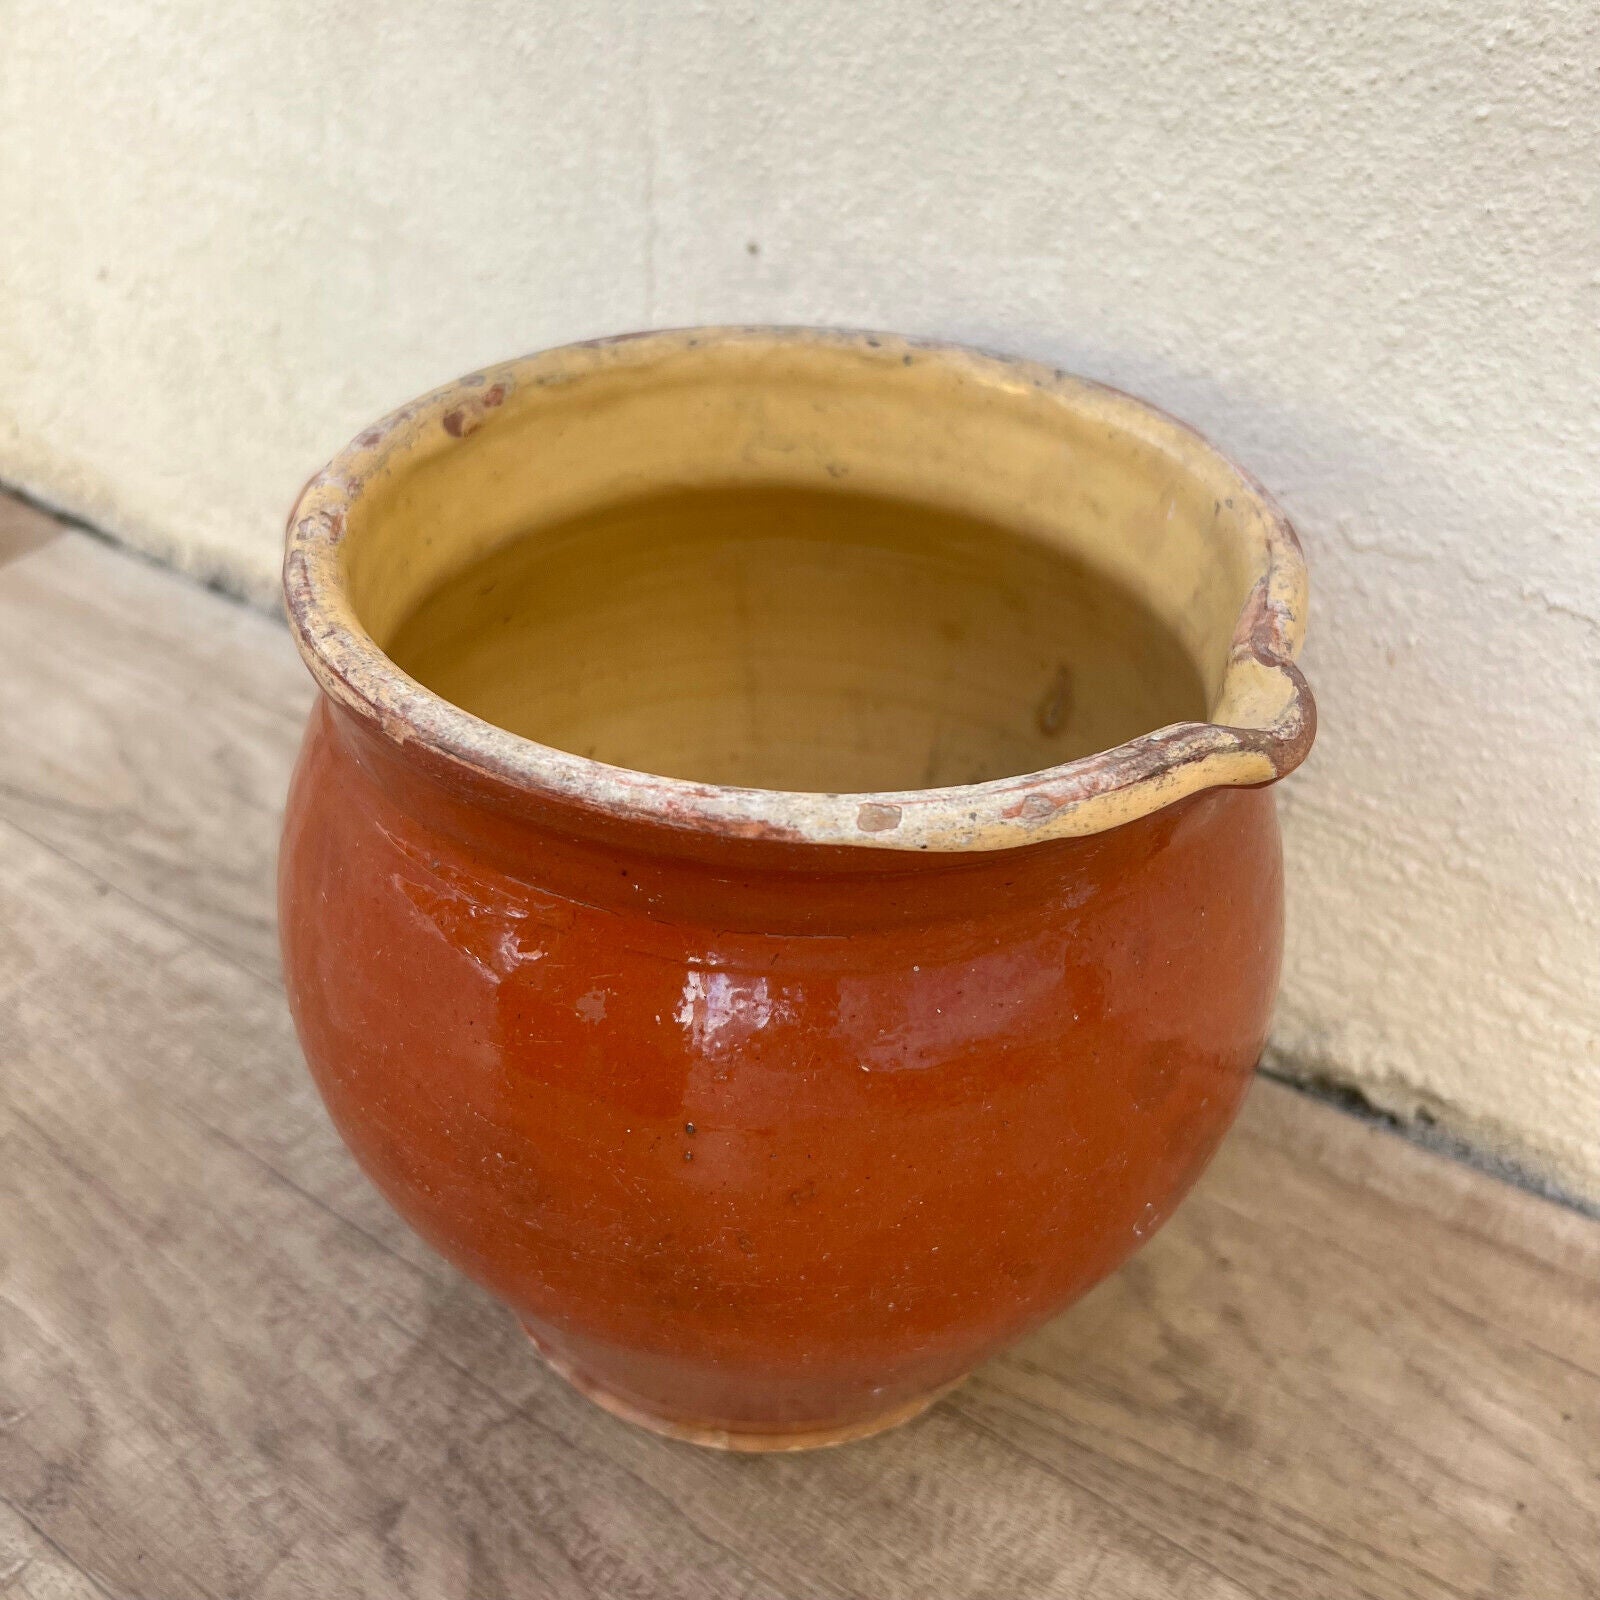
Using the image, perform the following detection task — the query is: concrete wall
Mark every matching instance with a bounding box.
[3,2,1596,1200]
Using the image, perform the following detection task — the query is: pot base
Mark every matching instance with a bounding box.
[522,1324,960,1452]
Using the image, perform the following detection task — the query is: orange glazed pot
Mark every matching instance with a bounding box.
[280,329,1314,1450]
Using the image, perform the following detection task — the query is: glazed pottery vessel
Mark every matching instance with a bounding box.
[280,329,1314,1450]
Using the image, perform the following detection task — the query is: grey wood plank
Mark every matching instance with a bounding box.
[0,1496,118,1600]
[0,526,311,985]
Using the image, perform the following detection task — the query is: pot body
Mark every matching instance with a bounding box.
[279,696,1283,1448]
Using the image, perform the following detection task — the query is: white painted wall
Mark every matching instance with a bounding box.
[3,2,1597,1200]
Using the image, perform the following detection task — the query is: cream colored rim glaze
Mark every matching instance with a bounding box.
[283,328,1314,852]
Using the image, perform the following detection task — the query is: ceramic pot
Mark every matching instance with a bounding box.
[280,329,1314,1450]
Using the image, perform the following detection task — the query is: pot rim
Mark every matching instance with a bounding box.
[283,326,1314,852]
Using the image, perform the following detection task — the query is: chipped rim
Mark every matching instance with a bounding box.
[283,327,1314,853]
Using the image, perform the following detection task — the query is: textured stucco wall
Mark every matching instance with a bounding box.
[3,2,1597,1200]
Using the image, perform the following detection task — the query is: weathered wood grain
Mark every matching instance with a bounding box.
[0,530,311,982]
[1,504,1596,1599]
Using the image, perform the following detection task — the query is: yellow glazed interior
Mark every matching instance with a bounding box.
[383,484,1208,795]
[284,329,1312,850]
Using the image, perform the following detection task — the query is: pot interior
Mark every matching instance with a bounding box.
[385,483,1206,794]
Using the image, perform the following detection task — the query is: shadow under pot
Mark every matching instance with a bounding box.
[279,328,1315,1451]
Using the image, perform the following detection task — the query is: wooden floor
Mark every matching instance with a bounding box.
[1,493,1596,1600]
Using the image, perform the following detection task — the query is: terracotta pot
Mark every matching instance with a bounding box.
[280,329,1314,1450]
